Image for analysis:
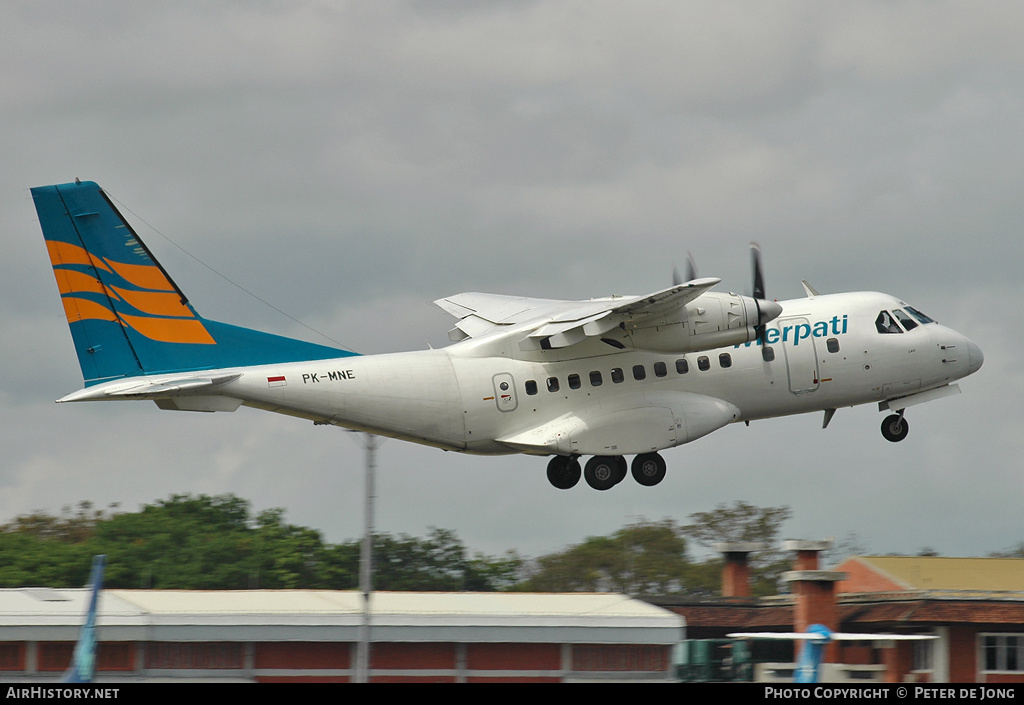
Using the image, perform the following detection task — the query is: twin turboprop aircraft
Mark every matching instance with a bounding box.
[32,180,983,491]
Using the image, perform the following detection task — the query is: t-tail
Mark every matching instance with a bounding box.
[62,555,105,684]
[31,180,356,387]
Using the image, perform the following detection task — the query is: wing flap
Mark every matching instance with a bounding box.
[435,278,722,349]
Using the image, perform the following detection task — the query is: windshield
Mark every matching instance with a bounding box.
[904,306,936,325]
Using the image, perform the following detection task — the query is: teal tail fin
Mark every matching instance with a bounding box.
[31,181,355,386]
[62,555,105,684]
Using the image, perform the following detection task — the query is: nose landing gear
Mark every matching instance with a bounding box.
[881,410,909,442]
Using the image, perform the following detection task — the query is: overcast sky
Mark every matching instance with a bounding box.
[2,1,1021,564]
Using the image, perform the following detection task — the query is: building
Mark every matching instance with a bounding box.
[0,589,683,683]
[654,544,1024,683]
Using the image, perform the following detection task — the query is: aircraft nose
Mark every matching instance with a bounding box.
[967,338,984,375]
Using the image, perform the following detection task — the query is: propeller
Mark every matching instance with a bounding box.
[750,242,782,343]
[672,253,699,287]
[751,242,765,301]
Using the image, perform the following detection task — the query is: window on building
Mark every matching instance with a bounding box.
[983,634,1024,672]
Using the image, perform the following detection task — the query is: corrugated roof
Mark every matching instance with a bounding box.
[0,589,683,644]
[106,590,672,619]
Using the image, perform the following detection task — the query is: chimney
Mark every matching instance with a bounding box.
[715,542,765,597]
[782,539,847,663]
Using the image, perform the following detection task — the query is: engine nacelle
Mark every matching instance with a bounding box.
[623,291,779,354]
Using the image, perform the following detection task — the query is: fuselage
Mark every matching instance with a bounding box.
[34,180,984,490]
[193,290,981,457]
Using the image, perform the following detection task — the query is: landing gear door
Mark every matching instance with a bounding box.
[492,373,518,413]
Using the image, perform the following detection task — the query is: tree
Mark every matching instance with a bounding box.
[682,501,792,548]
[681,501,792,596]
[518,520,692,596]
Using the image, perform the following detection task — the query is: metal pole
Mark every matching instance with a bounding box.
[354,432,377,683]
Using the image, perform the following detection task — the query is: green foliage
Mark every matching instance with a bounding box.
[0,496,795,597]
[519,520,693,596]
[0,495,521,591]
[682,501,793,596]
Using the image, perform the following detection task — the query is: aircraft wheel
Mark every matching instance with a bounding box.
[631,452,667,486]
[612,456,628,485]
[546,456,581,490]
[584,456,619,491]
[881,414,909,442]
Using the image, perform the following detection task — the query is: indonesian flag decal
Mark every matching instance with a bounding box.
[267,375,287,388]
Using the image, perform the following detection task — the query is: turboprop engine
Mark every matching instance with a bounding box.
[623,290,782,353]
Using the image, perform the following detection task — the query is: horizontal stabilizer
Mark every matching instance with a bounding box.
[58,373,241,402]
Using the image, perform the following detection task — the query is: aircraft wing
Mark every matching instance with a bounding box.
[728,632,937,641]
[435,277,721,349]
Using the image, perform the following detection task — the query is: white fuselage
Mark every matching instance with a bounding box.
[186,291,980,457]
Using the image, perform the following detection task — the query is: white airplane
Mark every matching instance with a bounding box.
[32,180,983,491]
[729,624,937,683]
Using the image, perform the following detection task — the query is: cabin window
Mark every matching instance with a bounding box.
[547,377,560,392]
[875,311,903,334]
[697,356,710,371]
[632,365,646,381]
[654,361,667,378]
[762,346,775,362]
[719,353,732,368]
[589,371,603,387]
[827,338,840,353]
[676,359,689,374]
[611,368,624,383]
[568,373,581,390]
[525,380,538,395]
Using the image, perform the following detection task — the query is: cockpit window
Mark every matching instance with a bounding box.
[892,309,918,331]
[876,311,903,334]
[905,306,935,325]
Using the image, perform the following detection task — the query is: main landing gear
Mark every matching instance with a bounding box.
[881,410,910,442]
[547,453,667,490]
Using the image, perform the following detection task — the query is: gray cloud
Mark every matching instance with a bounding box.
[1,1,1020,559]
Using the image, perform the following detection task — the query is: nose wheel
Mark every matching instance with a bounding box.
[881,412,909,442]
